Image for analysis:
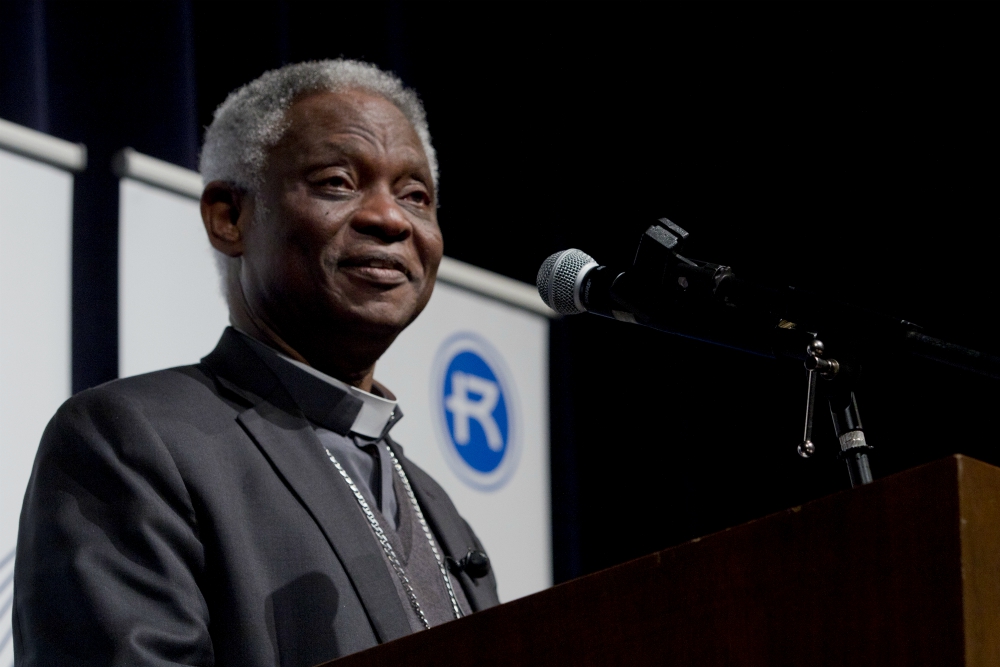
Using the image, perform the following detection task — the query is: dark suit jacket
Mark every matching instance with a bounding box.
[14,329,499,667]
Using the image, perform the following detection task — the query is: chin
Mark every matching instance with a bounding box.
[312,280,432,335]
[326,300,420,336]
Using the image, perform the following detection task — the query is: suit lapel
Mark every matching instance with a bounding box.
[387,440,500,611]
[203,330,412,642]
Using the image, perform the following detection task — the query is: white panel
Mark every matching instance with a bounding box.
[0,117,86,172]
[114,148,202,199]
[0,148,73,667]
[437,256,555,318]
[119,178,229,378]
[376,283,551,602]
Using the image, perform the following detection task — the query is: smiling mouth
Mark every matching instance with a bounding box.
[338,254,412,285]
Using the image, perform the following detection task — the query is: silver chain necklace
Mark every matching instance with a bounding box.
[324,446,463,629]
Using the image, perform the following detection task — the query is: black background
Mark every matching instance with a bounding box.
[1,1,996,582]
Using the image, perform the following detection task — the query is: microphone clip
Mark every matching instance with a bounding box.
[446,549,491,579]
[630,218,734,309]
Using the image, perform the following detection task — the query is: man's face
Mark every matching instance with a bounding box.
[241,89,442,343]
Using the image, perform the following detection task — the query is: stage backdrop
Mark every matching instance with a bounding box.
[117,153,229,377]
[0,119,85,667]
[115,149,555,602]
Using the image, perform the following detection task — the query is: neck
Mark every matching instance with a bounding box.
[228,275,380,392]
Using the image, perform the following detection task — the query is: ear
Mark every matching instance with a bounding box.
[201,181,253,257]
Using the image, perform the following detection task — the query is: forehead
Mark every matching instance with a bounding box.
[278,89,427,163]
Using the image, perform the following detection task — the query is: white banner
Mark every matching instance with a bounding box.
[0,145,75,667]
[119,178,229,378]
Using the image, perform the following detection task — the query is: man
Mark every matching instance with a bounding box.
[14,59,499,667]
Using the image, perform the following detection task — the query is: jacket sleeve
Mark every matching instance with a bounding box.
[14,387,213,667]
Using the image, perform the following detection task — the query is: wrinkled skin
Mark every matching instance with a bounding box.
[202,89,443,390]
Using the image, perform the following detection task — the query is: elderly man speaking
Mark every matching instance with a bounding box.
[14,60,499,667]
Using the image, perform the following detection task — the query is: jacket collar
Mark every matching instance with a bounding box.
[201,328,413,642]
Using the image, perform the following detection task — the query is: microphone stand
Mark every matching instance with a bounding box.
[602,218,999,488]
[796,340,872,487]
[830,388,873,487]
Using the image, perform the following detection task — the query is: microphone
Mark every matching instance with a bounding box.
[536,249,600,316]
[536,219,877,361]
[535,219,1000,380]
[446,549,491,579]
[537,219,737,320]
[536,249,631,321]
[537,244,785,358]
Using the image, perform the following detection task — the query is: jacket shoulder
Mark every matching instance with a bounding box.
[50,363,240,443]
[90,363,216,400]
[92,363,227,405]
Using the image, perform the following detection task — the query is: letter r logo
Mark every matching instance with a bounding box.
[445,371,503,451]
[433,332,519,490]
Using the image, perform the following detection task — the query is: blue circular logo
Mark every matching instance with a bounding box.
[432,333,520,491]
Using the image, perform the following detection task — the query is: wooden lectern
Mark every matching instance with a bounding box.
[326,455,1000,666]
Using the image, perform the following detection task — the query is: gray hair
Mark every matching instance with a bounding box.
[200,58,437,190]
[200,59,436,300]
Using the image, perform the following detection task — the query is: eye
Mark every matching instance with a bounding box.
[400,188,431,207]
[322,175,352,189]
[309,167,356,196]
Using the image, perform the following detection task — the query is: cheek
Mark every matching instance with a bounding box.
[415,222,444,263]
[248,216,339,296]
[283,202,353,263]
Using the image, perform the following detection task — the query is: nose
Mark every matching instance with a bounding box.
[349,187,411,243]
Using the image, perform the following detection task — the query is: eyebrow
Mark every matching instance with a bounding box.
[306,138,433,184]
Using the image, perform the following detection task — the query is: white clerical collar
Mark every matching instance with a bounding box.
[274,352,398,439]
[233,329,399,438]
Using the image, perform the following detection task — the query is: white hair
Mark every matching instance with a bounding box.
[200,58,437,190]
[200,59,437,300]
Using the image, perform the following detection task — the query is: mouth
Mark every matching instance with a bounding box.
[337,253,412,285]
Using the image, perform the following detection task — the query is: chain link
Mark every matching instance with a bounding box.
[324,445,462,629]
[384,447,464,620]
